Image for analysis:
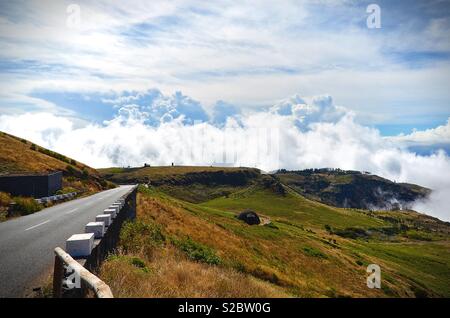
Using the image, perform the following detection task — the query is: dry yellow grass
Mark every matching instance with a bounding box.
[0,191,11,221]
[0,132,110,197]
[100,247,288,298]
[0,132,96,175]
[99,189,389,298]
[0,191,11,205]
[143,192,379,297]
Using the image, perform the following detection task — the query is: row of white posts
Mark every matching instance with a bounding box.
[65,198,126,257]
[35,191,78,204]
[53,186,137,298]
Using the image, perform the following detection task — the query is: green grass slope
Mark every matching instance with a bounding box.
[99,166,260,203]
[99,166,450,298]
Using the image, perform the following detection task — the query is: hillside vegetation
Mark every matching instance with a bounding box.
[99,166,260,203]
[99,166,450,298]
[275,169,430,210]
[0,131,115,220]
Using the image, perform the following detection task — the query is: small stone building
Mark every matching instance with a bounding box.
[0,171,62,198]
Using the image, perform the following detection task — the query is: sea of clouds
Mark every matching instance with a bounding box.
[1,90,449,221]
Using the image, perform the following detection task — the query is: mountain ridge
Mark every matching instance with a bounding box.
[274,168,430,211]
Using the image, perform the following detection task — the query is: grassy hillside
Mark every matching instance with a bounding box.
[1,132,92,174]
[99,166,450,298]
[99,166,260,203]
[276,169,430,210]
[0,131,115,220]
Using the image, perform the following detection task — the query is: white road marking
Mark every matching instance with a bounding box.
[65,208,78,214]
[25,220,51,231]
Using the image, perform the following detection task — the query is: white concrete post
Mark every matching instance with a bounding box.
[66,233,94,257]
[85,222,105,239]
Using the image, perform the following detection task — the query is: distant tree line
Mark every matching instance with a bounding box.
[30,143,77,166]
[276,168,370,176]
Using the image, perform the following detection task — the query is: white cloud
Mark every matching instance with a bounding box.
[391,118,450,145]
[270,94,348,129]
[1,92,449,221]
[1,0,450,125]
[105,89,209,125]
[211,100,240,126]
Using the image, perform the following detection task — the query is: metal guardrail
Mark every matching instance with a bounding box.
[53,247,113,298]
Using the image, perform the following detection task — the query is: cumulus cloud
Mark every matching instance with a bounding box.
[1,92,449,221]
[104,89,209,125]
[1,0,450,124]
[388,118,450,156]
[270,94,348,130]
[391,118,450,145]
[211,100,241,126]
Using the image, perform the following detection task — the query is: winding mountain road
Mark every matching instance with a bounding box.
[0,185,135,298]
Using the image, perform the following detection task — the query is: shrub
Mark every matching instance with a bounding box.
[172,237,221,265]
[130,257,146,268]
[99,179,116,190]
[13,197,43,216]
[332,227,369,239]
[99,179,107,188]
[0,192,12,206]
[302,246,328,259]
[106,254,150,273]
[38,147,69,163]
[65,165,78,176]
[404,230,433,241]
[30,144,36,151]
[130,257,150,273]
[64,187,77,194]
[81,168,89,179]
[106,181,117,189]
[120,220,165,253]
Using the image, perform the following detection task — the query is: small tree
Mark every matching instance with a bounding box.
[82,168,89,179]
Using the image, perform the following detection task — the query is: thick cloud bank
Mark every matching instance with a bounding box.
[1,91,449,221]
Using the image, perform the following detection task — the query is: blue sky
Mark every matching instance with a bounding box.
[0,0,449,135]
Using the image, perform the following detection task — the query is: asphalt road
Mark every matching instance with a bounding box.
[0,185,135,298]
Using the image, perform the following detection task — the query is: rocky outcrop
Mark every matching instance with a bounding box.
[237,210,261,225]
